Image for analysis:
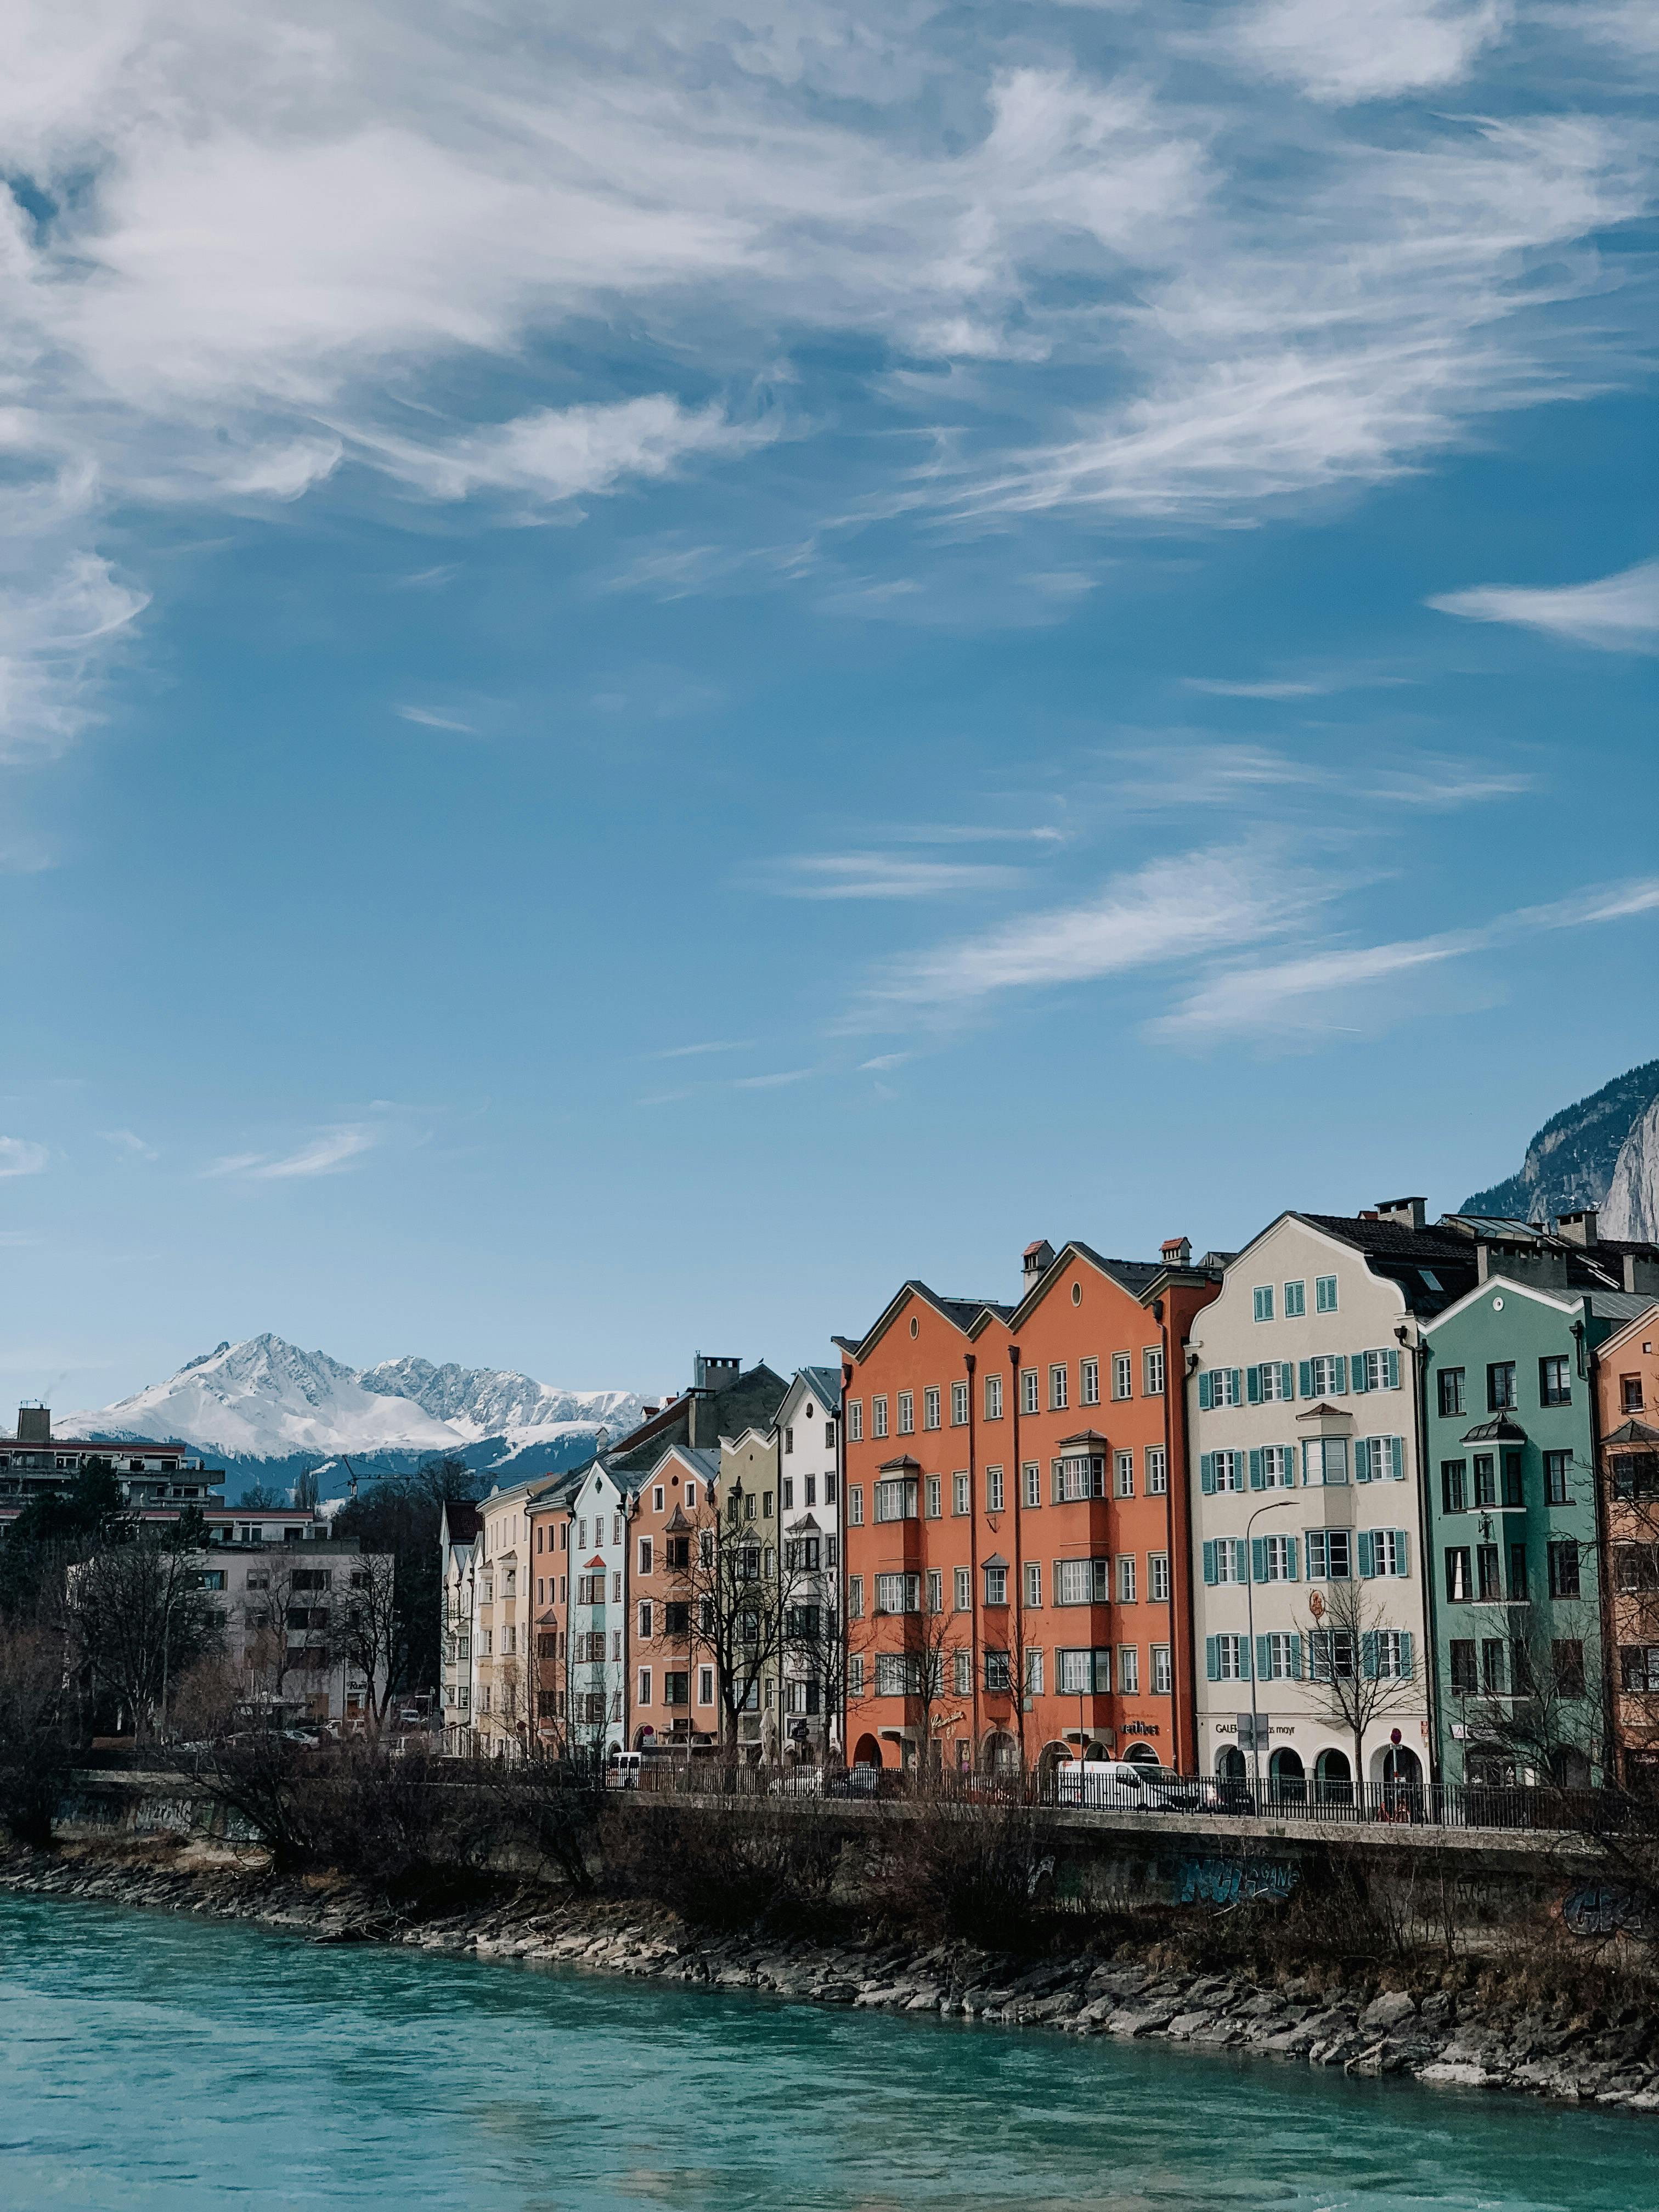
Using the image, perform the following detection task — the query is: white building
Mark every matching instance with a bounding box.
[1187,1201,1474,1800]
[567,1458,628,1762]
[775,1365,843,1759]
[439,1498,482,1753]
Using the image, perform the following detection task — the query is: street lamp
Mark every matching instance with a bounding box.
[1243,1493,1303,1807]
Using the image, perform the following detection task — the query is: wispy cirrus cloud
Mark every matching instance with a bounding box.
[395,705,477,733]
[205,1126,376,1180]
[1097,742,1531,816]
[1158,874,1659,1040]
[650,1039,754,1061]
[99,1128,157,1160]
[0,1137,48,1178]
[1427,557,1659,650]
[1231,0,1509,104]
[771,853,1024,900]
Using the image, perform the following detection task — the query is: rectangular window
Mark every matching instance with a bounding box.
[1025,1647,1044,1696]
[638,1600,653,1640]
[922,1386,940,1431]
[1212,1634,1247,1682]
[876,1653,918,1699]
[1481,1638,1506,1694]
[951,1380,969,1426]
[984,1565,1008,1607]
[1477,1544,1502,1601]
[1149,1551,1170,1603]
[1548,1539,1581,1599]
[1024,1462,1041,1509]
[1115,1451,1134,1498]
[1054,1557,1110,1604]
[1315,1274,1339,1313]
[874,1477,918,1522]
[1474,1453,1496,1509]
[1256,1443,1295,1489]
[847,1655,865,1699]
[1112,1353,1133,1401]
[698,1667,715,1706]
[1118,1645,1140,1693]
[1545,1450,1571,1506]
[1058,1647,1111,1694]
[985,1374,1003,1421]
[1302,1436,1349,1487]
[1487,1362,1517,1412]
[953,1566,970,1612]
[1261,1632,1297,1681]
[1539,1356,1571,1408]
[986,1465,1005,1513]
[847,1576,864,1620]
[1508,1542,1529,1601]
[872,1396,888,1439]
[849,1400,863,1441]
[1554,1640,1586,1697]
[1441,1459,1468,1513]
[1022,1369,1040,1416]
[1283,1280,1306,1319]
[1207,1537,1246,1587]
[1620,1646,1659,1692]
[1438,1367,1466,1418]
[782,1477,795,1511]
[1370,1630,1409,1681]
[1053,1452,1106,1502]
[1080,1357,1100,1407]
[926,1569,944,1616]
[1116,1555,1137,1603]
[924,1474,942,1519]
[1253,1285,1274,1322]
[1622,1375,1646,1414]
[1502,1452,1524,1510]
[637,1536,653,1576]
[1205,1449,1244,1494]
[984,1650,1011,1694]
[637,1668,652,1707]
[1143,1346,1165,1396]
[896,1391,914,1435]
[1306,1528,1352,1582]
[1305,1354,1344,1397]
[1146,1446,1167,1496]
[1024,1560,1041,1608]
[1207,1367,1242,1408]
[1449,1638,1477,1694]
[848,1486,864,1526]
[953,1471,970,1515]
[875,1573,920,1615]
[1049,1364,1068,1411]
[1252,1362,1291,1403]
[784,1426,794,1458]
[1257,1533,1296,1582]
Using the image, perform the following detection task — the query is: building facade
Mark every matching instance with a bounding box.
[439,1498,481,1753]
[1596,1300,1659,1787]
[0,1404,225,1525]
[841,1235,1220,1778]
[471,1476,543,1756]
[776,1367,842,1758]
[1187,1204,1473,1799]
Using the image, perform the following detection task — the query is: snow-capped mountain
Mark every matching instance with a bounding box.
[61,1334,652,1499]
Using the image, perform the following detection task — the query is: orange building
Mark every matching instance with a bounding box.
[628,1444,721,1748]
[1595,1300,1659,1787]
[839,1235,1220,1779]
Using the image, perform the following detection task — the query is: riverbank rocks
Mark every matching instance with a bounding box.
[4,1842,1658,2121]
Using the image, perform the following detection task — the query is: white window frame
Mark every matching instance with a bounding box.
[1146,1445,1167,1496]
[1114,1450,1134,1498]
[1143,1346,1165,1397]
[1149,1551,1170,1603]
[1080,1358,1100,1407]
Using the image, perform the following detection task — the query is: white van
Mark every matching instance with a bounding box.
[1054,1759,1204,1812]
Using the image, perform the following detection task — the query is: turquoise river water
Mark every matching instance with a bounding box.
[1,1892,1655,2211]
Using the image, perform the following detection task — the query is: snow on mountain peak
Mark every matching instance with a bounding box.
[61,1334,650,1468]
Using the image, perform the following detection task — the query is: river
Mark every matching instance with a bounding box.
[0,1891,1651,2210]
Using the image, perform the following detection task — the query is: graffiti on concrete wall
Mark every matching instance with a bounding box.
[1178,1857,1299,1907]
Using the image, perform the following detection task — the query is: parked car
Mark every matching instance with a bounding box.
[826,1763,893,1799]
[1053,1759,1204,1811]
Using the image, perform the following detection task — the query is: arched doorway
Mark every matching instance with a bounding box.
[1269,1747,1306,1802]
[851,1733,883,1768]
[1124,1741,1160,1766]
[1215,1745,1246,1781]
[981,1729,1019,1775]
[1036,1740,1070,1785]
[1314,1748,1352,1805]
[1082,1739,1108,1763]
[1547,1745,1591,1791]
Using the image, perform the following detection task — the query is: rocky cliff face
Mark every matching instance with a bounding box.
[1464,1058,1659,1223]
[1605,1096,1659,1240]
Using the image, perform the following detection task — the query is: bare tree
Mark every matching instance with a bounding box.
[68,1536,222,1741]
[238,1554,307,1709]
[331,1555,403,1729]
[669,1502,823,1756]
[0,1623,72,1844]
[1457,1597,1608,1789]
[1302,1579,1420,1798]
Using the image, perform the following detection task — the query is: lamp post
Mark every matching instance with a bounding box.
[1243,1493,1302,1807]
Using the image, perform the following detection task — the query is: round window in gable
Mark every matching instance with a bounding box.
[1071,1282,1082,1306]
[910,1316,919,1338]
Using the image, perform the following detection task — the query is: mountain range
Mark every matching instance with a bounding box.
[61,1335,651,1503]
[1463,1057,1659,1237]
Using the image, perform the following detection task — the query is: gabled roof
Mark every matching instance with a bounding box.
[1291,1213,1479,1315]
[441,1499,481,1544]
[1002,1240,1166,1332]
[794,1364,843,1413]
[1593,1301,1659,1360]
[848,1278,1015,1362]
[608,1363,789,1475]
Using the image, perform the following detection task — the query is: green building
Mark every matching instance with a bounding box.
[1421,1222,1651,1788]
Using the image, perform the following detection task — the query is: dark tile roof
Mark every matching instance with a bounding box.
[1293,1214,1479,1315]
[1066,1244,1164,1299]
[797,1364,842,1409]
[441,1500,481,1543]
[608,1362,789,1476]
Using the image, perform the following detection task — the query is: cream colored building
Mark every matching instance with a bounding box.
[472,1475,544,1757]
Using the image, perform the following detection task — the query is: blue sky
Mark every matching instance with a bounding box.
[2,0,1656,1409]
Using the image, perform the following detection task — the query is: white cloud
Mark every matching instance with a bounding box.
[1183,678,1324,699]
[98,1128,157,1159]
[1160,872,1659,1039]
[650,1039,754,1059]
[0,1136,48,1177]
[772,853,1023,899]
[1427,557,1659,650]
[0,557,148,762]
[369,397,772,506]
[1233,0,1509,104]
[732,1068,816,1088]
[871,847,1313,1009]
[395,706,477,733]
[206,1126,376,1180]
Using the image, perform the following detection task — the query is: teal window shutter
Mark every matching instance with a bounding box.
[1198,1370,1212,1412]
[1289,1632,1303,1680]
[1357,1530,1375,1578]
[1256,1633,1271,1680]
[1205,1635,1219,1682]
[1250,1536,1266,1582]
[1200,1453,1216,1496]
[1283,1444,1297,1488]
[1355,1439,1371,1483]
[1399,1630,1414,1680]
[1390,1435,1407,1481]
[1280,1362,1294,1400]
[1249,1448,1264,1491]
[1239,1639,1251,1681]
[1298,1359,1312,1398]
[1202,1539,1217,1585]
[1334,1356,1348,1395]
[1229,1368,1243,1403]
[1286,1536,1299,1581]
[1393,1530,1410,1576]
[1351,1352,1369,1395]
[1361,1631,1379,1679]
[1247,1364,1262,1406]
[1385,1348,1400,1390]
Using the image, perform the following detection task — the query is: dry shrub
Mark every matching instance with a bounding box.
[0,1623,72,1847]
[597,1796,845,1935]
[871,1790,1057,1947]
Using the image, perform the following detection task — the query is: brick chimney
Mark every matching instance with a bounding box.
[15,1404,49,1445]
[1375,1197,1426,1232]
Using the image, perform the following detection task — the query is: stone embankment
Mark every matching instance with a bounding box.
[7,1843,1659,2115]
